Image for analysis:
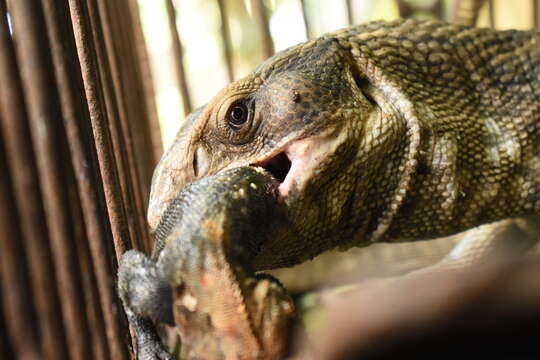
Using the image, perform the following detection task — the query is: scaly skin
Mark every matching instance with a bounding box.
[120,19,540,359]
[148,19,540,270]
[119,167,295,360]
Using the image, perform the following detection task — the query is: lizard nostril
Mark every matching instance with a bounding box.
[193,146,210,177]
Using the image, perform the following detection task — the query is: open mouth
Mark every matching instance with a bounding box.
[251,135,325,199]
[257,151,292,183]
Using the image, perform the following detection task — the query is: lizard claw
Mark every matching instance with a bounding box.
[129,313,174,360]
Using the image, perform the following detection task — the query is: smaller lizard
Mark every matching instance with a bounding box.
[118,167,295,360]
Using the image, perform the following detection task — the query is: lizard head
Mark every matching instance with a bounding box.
[148,38,377,241]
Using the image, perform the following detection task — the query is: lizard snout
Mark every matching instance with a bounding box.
[148,141,196,230]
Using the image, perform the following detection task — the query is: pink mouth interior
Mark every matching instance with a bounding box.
[256,151,293,197]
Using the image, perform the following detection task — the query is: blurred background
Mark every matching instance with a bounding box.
[2,1,539,359]
[137,0,540,148]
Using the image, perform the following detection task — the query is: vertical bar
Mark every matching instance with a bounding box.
[0,301,14,360]
[533,0,539,28]
[216,0,235,82]
[71,0,147,354]
[165,0,192,115]
[299,0,312,39]
[81,0,144,254]
[66,183,110,360]
[488,0,495,27]
[345,0,354,26]
[432,0,443,19]
[129,0,163,162]
[0,130,41,360]
[251,0,274,59]
[451,0,487,26]
[103,0,156,213]
[396,0,413,18]
[106,0,160,201]
[0,1,68,359]
[6,0,93,357]
[41,0,129,358]
[69,0,133,259]
[94,0,151,253]
[397,0,443,19]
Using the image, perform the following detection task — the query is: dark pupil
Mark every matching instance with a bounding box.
[230,106,246,125]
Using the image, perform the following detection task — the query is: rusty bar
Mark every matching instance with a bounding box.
[396,0,413,18]
[97,0,152,252]
[76,0,153,348]
[71,0,142,354]
[488,0,495,27]
[397,0,443,19]
[166,0,193,115]
[251,0,274,59]
[69,0,132,260]
[85,0,148,253]
[106,0,158,203]
[6,0,95,358]
[0,129,41,360]
[0,1,68,359]
[67,183,110,360]
[432,0,443,19]
[129,0,163,162]
[41,0,130,358]
[75,226,111,360]
[0,304,13,360]
[109,0,157,251]
[345,0,353,26]
[216,0,235,82]
[299,0,312,39]
[451,0,487,26]
[81,0,141,253]
[80,0,142,356]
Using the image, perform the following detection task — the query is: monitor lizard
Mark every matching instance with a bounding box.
[119,19,540,359]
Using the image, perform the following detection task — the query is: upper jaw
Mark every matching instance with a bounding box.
[148,129,340,230]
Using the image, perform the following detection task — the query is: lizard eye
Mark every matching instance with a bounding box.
[216,96,258,145]
[228,102,249,129]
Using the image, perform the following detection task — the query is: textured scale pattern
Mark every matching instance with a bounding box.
[337,20,540,238]
[124,19,540,359]
[149,19,540,270]
[253,19,540,268]
[120,167,294,360]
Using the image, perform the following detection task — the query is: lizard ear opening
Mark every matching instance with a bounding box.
[348,64,377,107]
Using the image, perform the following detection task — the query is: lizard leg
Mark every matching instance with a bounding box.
[118,250,174,360]
[416,216,540,273]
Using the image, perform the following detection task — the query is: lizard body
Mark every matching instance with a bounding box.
[149,19,540,269]
[121,19,540,359]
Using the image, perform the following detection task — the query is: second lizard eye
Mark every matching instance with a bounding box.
[228,102,249,129]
